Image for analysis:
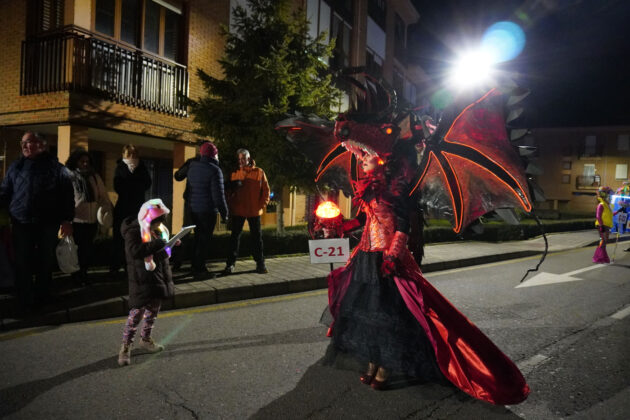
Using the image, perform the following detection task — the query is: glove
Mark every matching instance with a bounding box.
[380,231,408,277]
[380,256,396,277]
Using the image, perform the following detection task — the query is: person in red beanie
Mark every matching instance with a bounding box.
[185,141,228,277]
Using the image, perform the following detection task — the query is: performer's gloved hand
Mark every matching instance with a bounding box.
[380,256,396,277]
[381,231,408,277]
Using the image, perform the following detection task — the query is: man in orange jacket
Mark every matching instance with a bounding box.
[222,149,270,275]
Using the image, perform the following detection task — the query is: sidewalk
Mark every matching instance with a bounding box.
[1,230,627,331]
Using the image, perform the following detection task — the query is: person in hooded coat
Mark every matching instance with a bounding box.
[118,199,175,366]
[110,144,152,275]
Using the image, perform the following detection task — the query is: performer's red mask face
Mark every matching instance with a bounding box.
[361,155,380,174]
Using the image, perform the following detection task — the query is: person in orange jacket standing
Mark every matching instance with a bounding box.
[222,149,270,275]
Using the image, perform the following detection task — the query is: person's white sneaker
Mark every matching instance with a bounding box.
[118,344,131,366]
[137,337,164,353]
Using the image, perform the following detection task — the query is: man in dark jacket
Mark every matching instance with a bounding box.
[0,132,74,310]
[186,142,228,276]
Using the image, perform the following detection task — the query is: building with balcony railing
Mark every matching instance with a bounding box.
[1,0,427,232]
[531,126,630,213]
[1,0,228,232]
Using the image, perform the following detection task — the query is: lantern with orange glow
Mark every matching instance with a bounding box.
[313,200,344,238]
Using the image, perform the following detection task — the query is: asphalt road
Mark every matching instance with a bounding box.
[0,246,628,419]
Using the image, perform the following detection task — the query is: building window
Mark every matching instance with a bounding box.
[366,17,385,78]
[561,174,571,184]
[144,0,161,54]
[95,0,116,36]
[580,135,603,158]
[120,0,141,46]
[307,0,331,43]
[618,134,629,151]
[562,161,572,170]
[330,13,351,69]
[368,0,386,29]
[366,49,383,78]
[94,0,184,62]
[307,0,352,69]
[576,164,600,189]
[583,163,595,177]
[616,164,628,180]
[393,68,404,98]
[27,0,64,36]
[404,79,417,105]
[394,13,406,61]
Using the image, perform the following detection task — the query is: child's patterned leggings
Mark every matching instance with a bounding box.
[122,299,161,346]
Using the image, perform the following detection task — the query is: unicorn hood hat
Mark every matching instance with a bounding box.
[138,198,170,271]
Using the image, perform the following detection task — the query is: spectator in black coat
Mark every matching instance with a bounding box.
[110,145,152,275]
[186,142,228,276]
[171,144,203,270]
[0,132,74,310]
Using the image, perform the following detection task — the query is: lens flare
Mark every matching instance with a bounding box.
[481,21,526,63]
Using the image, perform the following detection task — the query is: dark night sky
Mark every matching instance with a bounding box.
[408,0,630,128]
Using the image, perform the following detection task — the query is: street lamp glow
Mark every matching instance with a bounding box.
[448,49,495,89]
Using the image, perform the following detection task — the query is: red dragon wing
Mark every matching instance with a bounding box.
[412,88,534,233]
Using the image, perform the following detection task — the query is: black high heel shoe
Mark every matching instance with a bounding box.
[360,373,374,384]
[370,368,388,391]
[360,363,378,385]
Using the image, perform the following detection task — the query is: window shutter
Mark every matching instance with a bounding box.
[27,0,64,35]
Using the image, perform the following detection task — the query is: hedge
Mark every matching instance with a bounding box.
[90,218,594,266]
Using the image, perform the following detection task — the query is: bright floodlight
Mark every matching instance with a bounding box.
[448,50,495,89]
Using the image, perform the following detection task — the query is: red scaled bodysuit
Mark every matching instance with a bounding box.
[326,178,530,405]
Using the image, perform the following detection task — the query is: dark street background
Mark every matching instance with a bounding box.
[409,0,630,127]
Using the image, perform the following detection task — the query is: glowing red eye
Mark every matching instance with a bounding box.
[377,159,384,165]
[385,127,393,135]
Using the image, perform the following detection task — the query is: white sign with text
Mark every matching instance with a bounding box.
[309,238,350,264]
[617,212,628,225]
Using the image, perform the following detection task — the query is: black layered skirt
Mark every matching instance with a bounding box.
[325,251,442,380]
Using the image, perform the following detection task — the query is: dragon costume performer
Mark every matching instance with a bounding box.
[277,73,539,405]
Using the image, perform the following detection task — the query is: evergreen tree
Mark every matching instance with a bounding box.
[192,0,342,232]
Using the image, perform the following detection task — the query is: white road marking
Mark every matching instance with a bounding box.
[611,305,630,320]
[516,264,605,288]
[565,264,606,276]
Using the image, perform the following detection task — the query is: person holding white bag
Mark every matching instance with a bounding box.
[65,148,113,286]
[0,132,74,312]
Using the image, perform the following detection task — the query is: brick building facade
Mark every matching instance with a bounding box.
[1,0,426,231]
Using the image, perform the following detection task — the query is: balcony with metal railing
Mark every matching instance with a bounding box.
[575,175,601,189]
[20,26,188,117]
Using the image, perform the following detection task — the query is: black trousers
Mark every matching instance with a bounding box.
[11,222,59,307]
[226,215,264,266]
[73,222,98,280]
[170,200,193,269]
[191,211,218,272]
[110,214,125,272]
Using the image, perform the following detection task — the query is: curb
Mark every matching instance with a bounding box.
[3,237,629,332]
